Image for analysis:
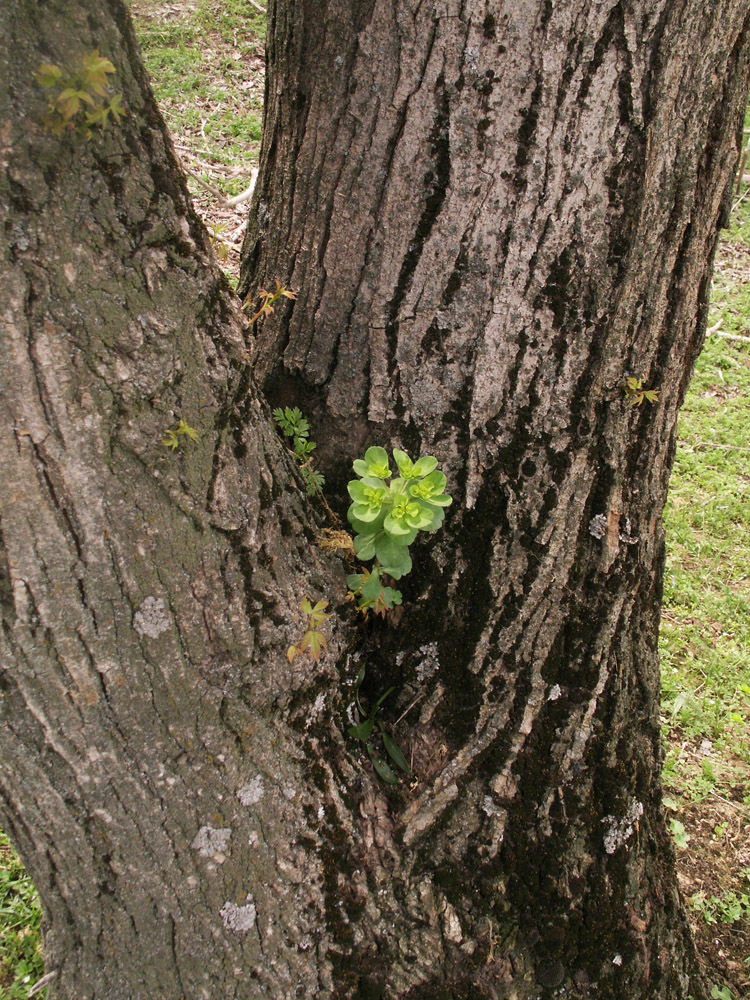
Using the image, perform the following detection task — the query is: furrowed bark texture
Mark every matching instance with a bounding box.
[1,3,351,998]
[236,0,750,997]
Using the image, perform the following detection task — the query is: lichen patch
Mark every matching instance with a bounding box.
[220,899,257,933]
[132,595,170,638]
[191,825,232,857]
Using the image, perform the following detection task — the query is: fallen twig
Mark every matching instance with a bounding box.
[184,167,227,203]
[681,440,750,454]
[29,972,58,998]
[711,330,750,344]
[226,169,258,206]
[710,788,745,812]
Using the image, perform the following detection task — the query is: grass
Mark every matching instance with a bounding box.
[1,4,749,997]
[660,284,750,776]
[132,0,265,199]
[659,174,750,998]
[0,832,44,999]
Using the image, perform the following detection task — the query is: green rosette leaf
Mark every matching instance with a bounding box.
[353,533,377,561]
[353,446,391,480]
[393,449,439,480]
[412,502,445,531]
[384,497,435,538]
[347,478,388,523]
[374,534,412,579]
[348,505,388,536]
[407,470,451,505]
[411,455,439,478]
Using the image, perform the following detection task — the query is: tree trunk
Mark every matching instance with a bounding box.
[2,1,749,999]
[1,3,350,997]
[239,0,750,996]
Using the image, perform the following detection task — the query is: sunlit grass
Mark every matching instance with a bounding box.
[133,0,265,199]
[660,207,750,799]
[0,832,45,1000]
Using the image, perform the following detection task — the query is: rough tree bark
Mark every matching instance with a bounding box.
[1,1,749,999]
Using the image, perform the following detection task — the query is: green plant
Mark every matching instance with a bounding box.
[624,376,659,406]
[162,419,200,450]
[35,49,124,136]
[669,817,691,849]
[243,279,296,324]
[346,447,452,614]
[713,821,729,840]
[272,407,325,496]
[207,223,229,263]
[347,665,412,784]
[347,566,403,617]
[287,599,330,664]
[0,832,45,999]
[690,889,750,926]
[711,984,736,999]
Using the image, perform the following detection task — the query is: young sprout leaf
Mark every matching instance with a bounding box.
[348,717,376,741]
[373,686,395,713]
[366,743,400,784]
[382,731,412,775]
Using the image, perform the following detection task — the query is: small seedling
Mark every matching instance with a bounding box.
[347,566,402,617]
[669,817,691,849]
[287,599,330,664]
[346,447,451,614]
[243,278,296,324]
[35,49,124,137]
[624,376,659,406]
[273,406,325,496]
[347,665,412,784]
[711,984,736,999]
[162,419,200,450]
[691,890,750,926]
[208,223,229,263]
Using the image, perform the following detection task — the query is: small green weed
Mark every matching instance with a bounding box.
[0,832,45,999]
[162,419,200,450]
[710,985,736,1000]
[244,279,297,325]
[287,598,330,664]
[272,406,325,496]
[690,890,750,926]
[623,376,659,406]
[347,665,412,785]
[35,49,124,137]
[669,817,691,849]
[208,223,229,263]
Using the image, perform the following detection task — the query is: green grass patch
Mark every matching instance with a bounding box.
[660,215,750,802]
[131,0,265,199]
[0,832,44,1000]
